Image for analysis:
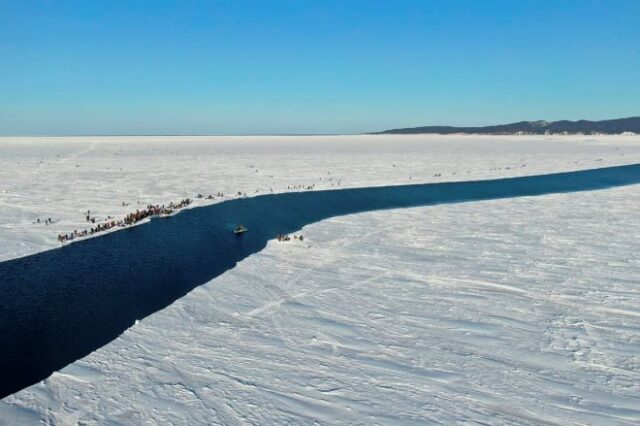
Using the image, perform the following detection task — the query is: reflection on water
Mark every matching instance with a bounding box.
[1,163,639,398]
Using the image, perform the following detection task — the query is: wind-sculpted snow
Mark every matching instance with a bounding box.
[1,163,640,399]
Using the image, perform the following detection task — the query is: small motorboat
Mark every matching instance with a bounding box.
[234,225,248,235]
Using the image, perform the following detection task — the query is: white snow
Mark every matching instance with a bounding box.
[1,135,640,424]
[1,134,639,261]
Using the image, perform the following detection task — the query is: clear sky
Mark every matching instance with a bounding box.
[1,0,639,135]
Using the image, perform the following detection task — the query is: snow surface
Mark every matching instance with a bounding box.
[1,135,640,424]
[1,134,639,262]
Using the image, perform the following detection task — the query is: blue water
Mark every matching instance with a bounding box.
[1,163,640,398]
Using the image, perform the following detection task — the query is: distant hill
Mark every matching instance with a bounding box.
[373,116,640,135]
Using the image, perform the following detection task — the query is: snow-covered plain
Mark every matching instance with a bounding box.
[1,134,639,261]
[1,135,640,424]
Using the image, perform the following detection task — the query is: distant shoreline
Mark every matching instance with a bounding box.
[372,116,640,135]
[0,133,639,139]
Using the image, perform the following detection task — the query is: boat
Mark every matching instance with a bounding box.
[234,225,248,235]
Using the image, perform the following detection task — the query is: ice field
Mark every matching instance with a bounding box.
[1,135,640,424]
[1,134,639,262]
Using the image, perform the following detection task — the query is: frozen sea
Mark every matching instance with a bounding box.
[1,135,640,425]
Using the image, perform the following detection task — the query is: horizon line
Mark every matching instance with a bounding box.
[0,133,352,137]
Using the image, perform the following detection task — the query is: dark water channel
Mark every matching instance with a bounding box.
[1,163,640,398]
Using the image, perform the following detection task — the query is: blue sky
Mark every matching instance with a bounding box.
[1,0,639,135]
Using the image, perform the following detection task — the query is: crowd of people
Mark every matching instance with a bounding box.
[287,184,316,190]
[123,198,191,225]
[276,233,304,242]
[57,198,192,243]
[53,174,336,245]
[53,179,325,245]
[50,162,545,245]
